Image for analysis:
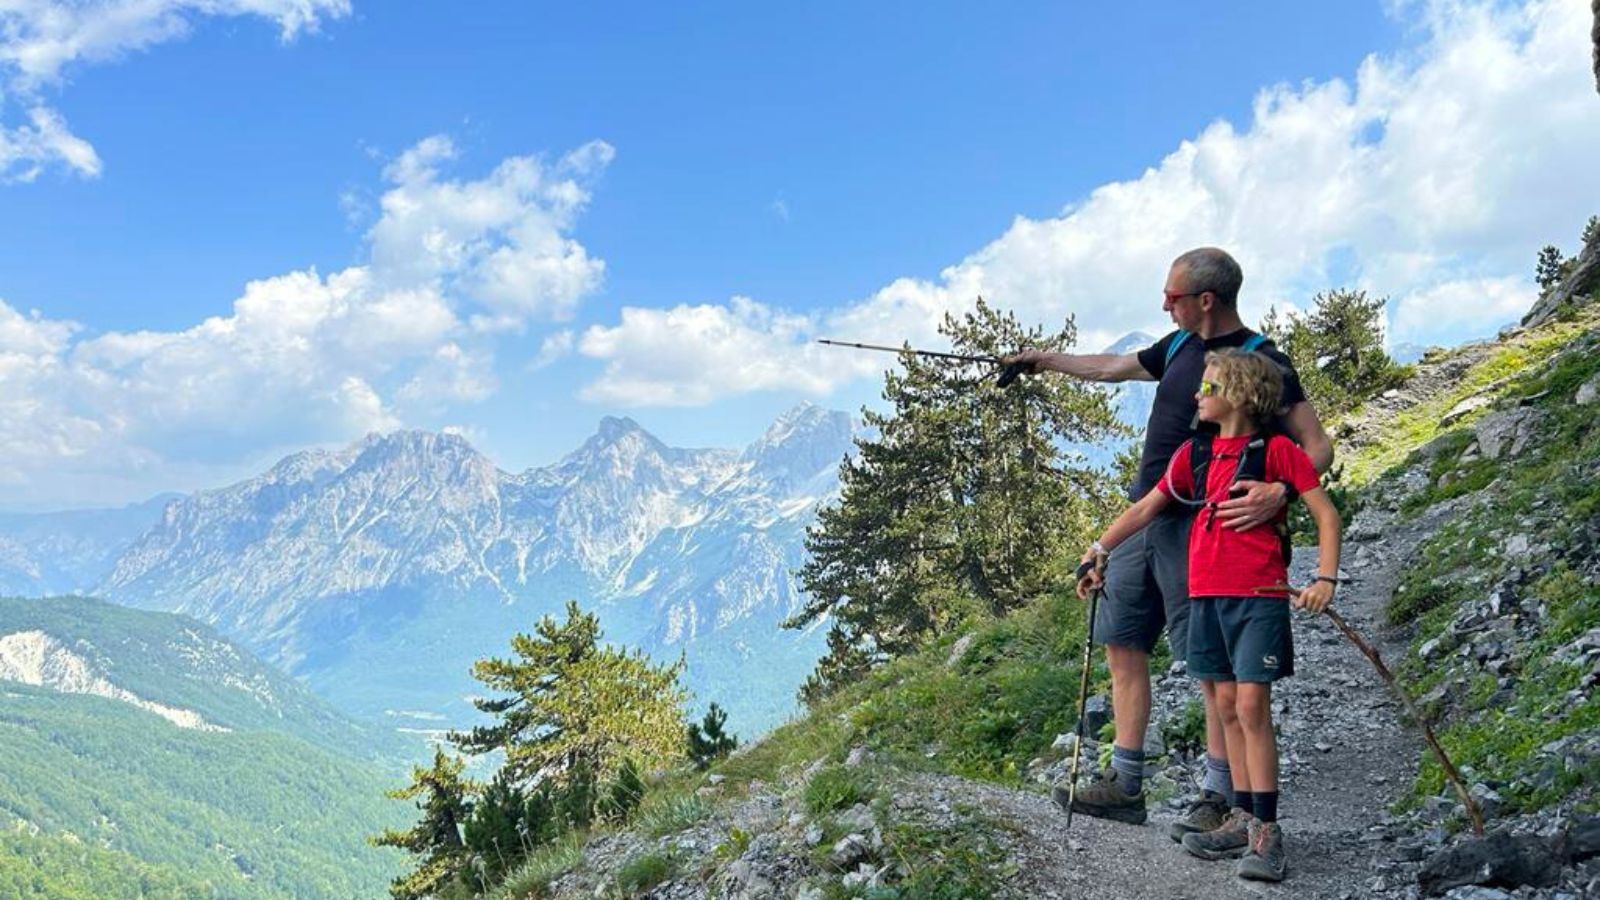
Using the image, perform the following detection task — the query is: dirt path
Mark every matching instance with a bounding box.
[918,523,1443,899]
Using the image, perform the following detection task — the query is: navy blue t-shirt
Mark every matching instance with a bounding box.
[1129,328,1307,501]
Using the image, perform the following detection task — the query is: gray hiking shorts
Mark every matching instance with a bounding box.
[1091,510,1193,659]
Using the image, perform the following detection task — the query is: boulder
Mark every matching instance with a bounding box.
[1473,409,1539,461]
[1417,831,1563,895]
[828,834,873,870]
[1566,815,1600,861]
[1082,694,1112,736]
[1577,373,1600,406]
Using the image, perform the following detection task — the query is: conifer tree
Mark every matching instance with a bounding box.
[461,772,529,889]
[1262,289,1408,421]
[787,299,1128,701]
[450,601,688,812]
[1537,245,1566,292]
[597,757,647,823]
[686,703,739,769]
[370,749,475,900]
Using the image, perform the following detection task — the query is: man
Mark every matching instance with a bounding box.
[1007,247,1333,832]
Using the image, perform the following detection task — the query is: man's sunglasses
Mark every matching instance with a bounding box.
[1198,380,1222,397]
[1163,290,1204,303]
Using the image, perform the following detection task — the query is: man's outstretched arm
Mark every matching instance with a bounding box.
[1005,350,1153,384]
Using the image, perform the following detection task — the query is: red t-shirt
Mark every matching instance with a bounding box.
[1157,433,1321,598]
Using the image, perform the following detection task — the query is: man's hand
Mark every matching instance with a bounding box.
[1002,349,1051,376]
[1075,548,1107,600]
[1214,479,1288,532]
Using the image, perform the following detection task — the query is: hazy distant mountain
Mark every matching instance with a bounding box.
[100,403,857,735]
[1103,330,1158,430]
[1389,341,1430,364]
[0,495,175,596]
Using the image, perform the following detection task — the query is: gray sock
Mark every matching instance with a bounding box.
[1203,755,1235,807]
[1110,745,1145,795]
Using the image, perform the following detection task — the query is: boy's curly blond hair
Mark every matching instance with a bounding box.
[1204,348,1284,425]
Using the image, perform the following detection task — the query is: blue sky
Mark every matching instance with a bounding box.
[0,0,1595,509]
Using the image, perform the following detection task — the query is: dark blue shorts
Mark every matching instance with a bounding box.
[1186,595,1295,683]
[1093,510,1193,658]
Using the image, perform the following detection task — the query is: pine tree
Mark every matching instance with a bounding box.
[786,299,1128,701]
[370,749,475,900]
[686,703,739,769]
[461,772,529,889]
[597,757,647,823]
[1261,289,1408,421]
[1582,215,1599,249]
[1537,245,1566,292]
[450,601,687,819]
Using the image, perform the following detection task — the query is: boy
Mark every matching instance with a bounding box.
[1076,349,1341,882]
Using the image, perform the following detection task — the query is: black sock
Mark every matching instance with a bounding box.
[1236,790,1256,814]
[1255,791,1279,823]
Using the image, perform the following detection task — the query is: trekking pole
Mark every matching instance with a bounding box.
[815,339,1032,387]
[1260,584,1485,836]
[1066,560,1104,829]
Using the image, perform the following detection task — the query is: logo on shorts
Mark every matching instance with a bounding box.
[1262,654,1279,669]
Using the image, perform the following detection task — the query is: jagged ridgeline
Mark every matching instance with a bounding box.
[0,595,408,899]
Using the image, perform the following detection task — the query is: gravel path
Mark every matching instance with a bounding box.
[917,533,1435,899]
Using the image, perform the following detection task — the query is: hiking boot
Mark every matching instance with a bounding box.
[1180,807,1253,860]
[1236,821,1287,882]
[1051,769,1147,825]
[1167,790,1230,842]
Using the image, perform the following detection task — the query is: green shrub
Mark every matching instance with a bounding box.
[613,850,679,895]
[803,765,870,815]
[634,791,712,838]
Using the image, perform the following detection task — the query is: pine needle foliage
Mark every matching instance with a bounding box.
[786,299,1128,702]
[450,600,689,790]
[369,749,476,900]
[1261,288,1410,422]
[686,702,739,770]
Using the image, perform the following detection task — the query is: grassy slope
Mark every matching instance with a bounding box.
[1341,304,1600,817]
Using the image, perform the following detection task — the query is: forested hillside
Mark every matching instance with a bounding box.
[0,595,407,899]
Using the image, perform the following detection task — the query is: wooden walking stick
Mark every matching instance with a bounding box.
[1321,606,1485,836]
[1262,583,1486,836]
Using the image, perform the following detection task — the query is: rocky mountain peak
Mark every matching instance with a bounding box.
[740,403,855,493]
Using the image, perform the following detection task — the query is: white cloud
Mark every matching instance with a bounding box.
[0,0,348,180]
[368,137,612,323]
[0,134,609,506]
[1390,276,1535,343]
[578,297,878,407]
[527,329,575,371]
[579,0,1599,406]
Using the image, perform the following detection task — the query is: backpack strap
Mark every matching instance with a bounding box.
[1163,330,1193,373]
[1241,333,1268,353]
[1187,433,1213,501]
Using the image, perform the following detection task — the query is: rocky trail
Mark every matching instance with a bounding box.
[916,544,1425,900]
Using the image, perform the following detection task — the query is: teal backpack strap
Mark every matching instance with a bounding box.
[1241,333,1268,352]
[1163,330,1193,372]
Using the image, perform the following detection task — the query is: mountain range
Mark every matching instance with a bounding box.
[0,403,857,736]
[0,335,1157,739]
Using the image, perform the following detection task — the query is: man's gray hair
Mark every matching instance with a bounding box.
[1173,247,1243,307]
